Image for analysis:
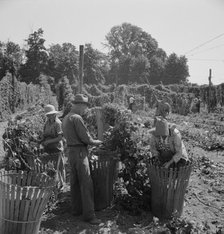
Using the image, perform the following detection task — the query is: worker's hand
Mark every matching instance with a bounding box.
[42,140,50,146]
[94,140,103,146]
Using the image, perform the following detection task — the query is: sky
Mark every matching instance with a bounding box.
[0,0,223,85]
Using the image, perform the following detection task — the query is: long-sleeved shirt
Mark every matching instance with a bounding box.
[150,127,188,163]
[62,112,95,146]
[43,117,63,152]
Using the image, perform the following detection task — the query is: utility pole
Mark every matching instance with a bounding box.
[208,68,212,113]
[79,45,84,93]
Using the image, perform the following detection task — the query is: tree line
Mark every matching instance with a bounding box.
[0,23,189,86]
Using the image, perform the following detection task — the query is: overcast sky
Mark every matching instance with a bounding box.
[0,0,223,85]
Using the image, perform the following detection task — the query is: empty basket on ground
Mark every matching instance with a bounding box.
[148,161,192,219]
[90,150,118,211]
[0,170,55,234]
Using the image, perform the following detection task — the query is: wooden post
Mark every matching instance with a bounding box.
[95,107,104,141]
[79,45,84,93]
[208,69,212,113]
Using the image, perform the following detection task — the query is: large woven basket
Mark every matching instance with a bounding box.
[0,170,55,234]
[148,161,192,219]
[90,150,118,211]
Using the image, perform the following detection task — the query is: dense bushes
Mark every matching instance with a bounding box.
[0,73,55,121]
[85,104,152,214]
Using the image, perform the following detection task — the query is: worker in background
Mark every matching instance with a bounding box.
[128,96,135,112]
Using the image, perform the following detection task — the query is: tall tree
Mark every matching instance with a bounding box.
[163,53,189,84]
[19,28,48,83]
[105,23,158,60]
[48,43,79,84]
[149,56,165,84]
[0,41,23,80]
[84,43,109,84]
[105,23,159,84]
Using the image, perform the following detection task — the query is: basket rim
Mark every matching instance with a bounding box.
[0,171,56,189]
[147,159,193,170]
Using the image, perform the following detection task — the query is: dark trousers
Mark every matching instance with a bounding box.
[67,147,95,221]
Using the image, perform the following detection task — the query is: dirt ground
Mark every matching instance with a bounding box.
[0,112,224,234]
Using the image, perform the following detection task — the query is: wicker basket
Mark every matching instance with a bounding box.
[0,170,55,234]
[148,161,192,219]
[90,150,118,211]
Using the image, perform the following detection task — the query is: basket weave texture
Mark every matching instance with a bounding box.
[0,170,55,234]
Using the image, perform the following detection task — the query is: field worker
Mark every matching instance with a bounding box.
[153,100,171,128]
[190,98,199,113]
[180,97,188,115]
[62,94,103,225]
[150,117,188,168]
[155,99,171,119]
[128,96,135,111]
[196,98,201,113]
[40,104,66,189]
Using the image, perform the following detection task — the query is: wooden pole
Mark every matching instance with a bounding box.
[79,45,84,93]
[208,68,212,113]
[95,107,104,141]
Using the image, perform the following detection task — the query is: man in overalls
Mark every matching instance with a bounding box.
[62,94,102,225]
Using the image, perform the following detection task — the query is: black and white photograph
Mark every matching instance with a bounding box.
[0,0,223,233]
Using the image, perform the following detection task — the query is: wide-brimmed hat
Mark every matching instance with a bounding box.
[73,94,90,106]
[154,117,169,136]
[44,104,58,115]
[164,102,171,111]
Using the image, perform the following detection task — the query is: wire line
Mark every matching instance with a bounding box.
[188,58,224,62]
[188,43,224,56]
[184,32,224,55]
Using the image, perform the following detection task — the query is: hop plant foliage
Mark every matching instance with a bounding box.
[102,108,152,214]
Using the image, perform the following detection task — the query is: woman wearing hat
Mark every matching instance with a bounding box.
[62,94,102,225]
[150,117,188,168]
[155,100,171,120]
[40,104,66,189]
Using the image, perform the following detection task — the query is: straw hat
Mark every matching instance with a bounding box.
[73,94,90,106]
[44,104,58,115]
[162,102,171,113]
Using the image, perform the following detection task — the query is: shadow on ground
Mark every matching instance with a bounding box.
[40,191,154,234]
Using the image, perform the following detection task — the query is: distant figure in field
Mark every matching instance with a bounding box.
[190,98,200,113]
[128,96,135,111]
[196,98,201,113]
[179,97,188,115]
